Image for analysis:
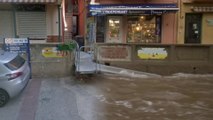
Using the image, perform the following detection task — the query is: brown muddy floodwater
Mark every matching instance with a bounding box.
[83,73,213,120]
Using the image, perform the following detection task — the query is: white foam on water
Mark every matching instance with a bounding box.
[115,100,133,109]
[99,64,161,78]
[165,73,213,78]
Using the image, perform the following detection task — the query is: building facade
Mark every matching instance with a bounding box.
[85,0,179,45]
[0,0,63,43]
[178,0,213,44]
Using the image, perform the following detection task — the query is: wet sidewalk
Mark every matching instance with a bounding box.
[1,73,213,120]
[0,76,103,120]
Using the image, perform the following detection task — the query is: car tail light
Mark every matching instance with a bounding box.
[6,72,23,81]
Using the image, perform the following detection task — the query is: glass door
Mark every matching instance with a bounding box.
[106,16,123,43]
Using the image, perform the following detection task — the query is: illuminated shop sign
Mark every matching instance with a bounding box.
[128,10,172,14]
[99,10,127,14]
[89,4,178,10]
[89,4,179,16]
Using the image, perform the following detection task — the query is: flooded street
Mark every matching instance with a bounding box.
[2,73,213,120]
[84,73,213,120]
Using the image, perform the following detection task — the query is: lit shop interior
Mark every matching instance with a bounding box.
[88,4,178,44]
[95,15,161,44]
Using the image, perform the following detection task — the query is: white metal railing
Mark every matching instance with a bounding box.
[74,42,98,74]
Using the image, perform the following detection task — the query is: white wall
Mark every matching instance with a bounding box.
[0,11,14,43]
[46,5,59,36]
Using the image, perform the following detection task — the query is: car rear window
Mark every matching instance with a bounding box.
[4,55,25,70]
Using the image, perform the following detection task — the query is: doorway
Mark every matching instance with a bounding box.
[185,14,202,44]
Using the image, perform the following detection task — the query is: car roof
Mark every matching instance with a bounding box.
[0,50,17,64]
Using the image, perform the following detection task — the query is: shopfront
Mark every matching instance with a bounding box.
[178,0,213,44]
[0,0,61,43]
[87,3,179,44]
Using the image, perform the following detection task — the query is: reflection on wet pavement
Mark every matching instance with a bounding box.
[87,73,213,120]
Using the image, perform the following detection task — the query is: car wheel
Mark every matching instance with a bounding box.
[0,89,9,107]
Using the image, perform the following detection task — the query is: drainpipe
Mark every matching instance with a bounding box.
[58,5,61,42]
[61,0,67,43]
[178,0,182,44]
[62,6,65,43]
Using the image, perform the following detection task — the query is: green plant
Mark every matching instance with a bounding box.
[57,42,76,51]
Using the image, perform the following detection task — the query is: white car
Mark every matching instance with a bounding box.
[0,50,30,107]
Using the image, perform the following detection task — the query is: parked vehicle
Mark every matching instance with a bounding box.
[0,50,30,107]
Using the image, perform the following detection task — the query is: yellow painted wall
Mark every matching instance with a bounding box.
[178,2,213,44]
[177,3,196,44]
[202,14,213,44]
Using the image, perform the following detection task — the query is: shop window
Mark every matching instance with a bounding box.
[127,15,161,43]
[106,16,123,43]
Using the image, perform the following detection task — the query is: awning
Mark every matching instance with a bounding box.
[89,4,179,16]
[0,0,57,3]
